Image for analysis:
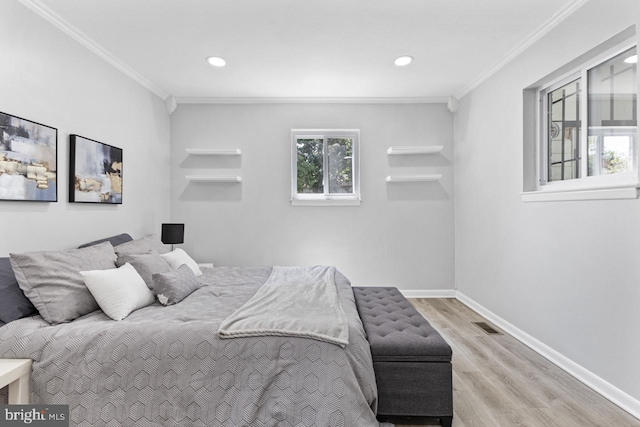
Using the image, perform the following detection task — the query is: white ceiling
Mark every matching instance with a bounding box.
[24,0,585,101]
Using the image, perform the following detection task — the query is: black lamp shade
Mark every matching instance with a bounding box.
[161,223,184,245]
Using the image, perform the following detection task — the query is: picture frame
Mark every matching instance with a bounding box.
[0,111,58,202]
[69,134,123,204]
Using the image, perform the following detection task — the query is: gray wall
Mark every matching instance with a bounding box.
[0,2,171,254]
[454,0,640,402]
[170,103,454,291]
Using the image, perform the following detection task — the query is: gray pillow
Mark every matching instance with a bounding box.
[116,251,172,289]
[114,234,170,256]
[152,264,201,306]
[0,257,37,324]
[10,241,117,324]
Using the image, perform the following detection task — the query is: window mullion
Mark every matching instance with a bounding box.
[323,137,329,196]
[291,137,298,199]
[560,89,566,180]
[580,69,589,178]
[539,89,548,186]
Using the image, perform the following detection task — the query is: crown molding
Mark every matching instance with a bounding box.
[164,95,178,115]
[19,0,589,105]
[18,0,169,100]
[176,96,449,105]
[454,0,591,100]
[446,96,459,114]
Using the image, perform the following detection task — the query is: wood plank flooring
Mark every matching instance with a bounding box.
[394,298,640,427]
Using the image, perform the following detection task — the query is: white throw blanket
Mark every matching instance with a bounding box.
[218,266,349,347]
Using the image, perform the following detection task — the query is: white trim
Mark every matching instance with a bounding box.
[177,97,449,105]
[455,291,640,420]
[292,129,360,133]
[400,289,456,298]
[291,198,361,207]
[165,95,178,115]
[521,186,639,202]
[18,0,169,100]
[447,96,459,114]
[454,0,590,100]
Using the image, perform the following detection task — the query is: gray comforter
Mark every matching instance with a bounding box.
[0,267,379,426]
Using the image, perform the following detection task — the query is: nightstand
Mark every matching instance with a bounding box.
[0,359,32,404]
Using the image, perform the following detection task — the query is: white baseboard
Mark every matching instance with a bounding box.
[399,289,456,298]
[455,291,640,420]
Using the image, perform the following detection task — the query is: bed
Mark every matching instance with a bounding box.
[0,236,380,426]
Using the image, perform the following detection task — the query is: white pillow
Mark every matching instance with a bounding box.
[80,263,155,321]
[160,248,203,277]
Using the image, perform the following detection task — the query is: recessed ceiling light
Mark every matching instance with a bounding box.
[394,55,413,67]
[206,56,226,67]
[624,54,637,64]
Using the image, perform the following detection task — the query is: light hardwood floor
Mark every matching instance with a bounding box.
[395,298,640,427]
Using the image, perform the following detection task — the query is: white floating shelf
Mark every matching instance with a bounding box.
[386,174,442,183]
[186,148,242,156]
[185,175,242,183]
[387,146,443,155]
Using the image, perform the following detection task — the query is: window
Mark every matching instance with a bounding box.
[587,49,637,177]
[546,78,581,182]
[291,129,360,206]
[528,42,637,201]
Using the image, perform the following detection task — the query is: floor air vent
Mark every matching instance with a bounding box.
[473,322,501,335]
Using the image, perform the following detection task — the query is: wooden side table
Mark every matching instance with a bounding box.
[0,359,32,404]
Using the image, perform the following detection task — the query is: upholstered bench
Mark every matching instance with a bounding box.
[352,287,453,427]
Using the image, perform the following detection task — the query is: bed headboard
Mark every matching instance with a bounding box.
[78,233,133,248]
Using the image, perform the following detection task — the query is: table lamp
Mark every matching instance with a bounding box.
[161,223,184,251]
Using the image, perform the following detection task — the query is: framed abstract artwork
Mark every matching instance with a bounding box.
[69,134,123,204]
[0,111,57,202]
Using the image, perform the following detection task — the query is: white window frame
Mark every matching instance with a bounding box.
[522,39,638,202]
[291,129,361,206]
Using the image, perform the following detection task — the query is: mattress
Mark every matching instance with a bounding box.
[0,267,379,426]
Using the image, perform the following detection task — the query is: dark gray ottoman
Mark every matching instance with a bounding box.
[352,287,453,427]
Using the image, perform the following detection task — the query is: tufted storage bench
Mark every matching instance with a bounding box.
[353,287,453,427]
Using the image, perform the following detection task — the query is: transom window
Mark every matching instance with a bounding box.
[538,44,637,190]
[291,129,360,206]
